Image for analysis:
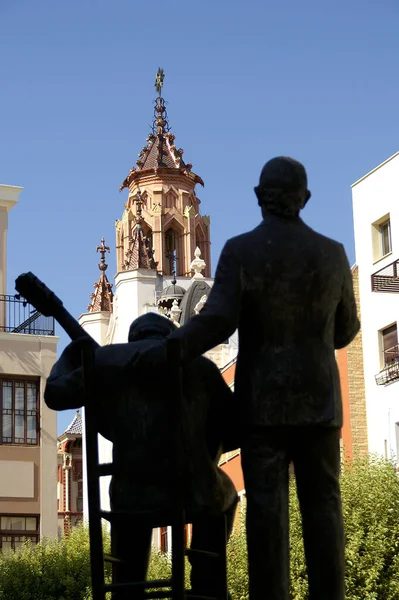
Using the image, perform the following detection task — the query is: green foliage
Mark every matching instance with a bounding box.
[1,458,399,599]
[0,523,110,600]
[340,456,399,600]
[226,513,249,600]
[227,457,399,600]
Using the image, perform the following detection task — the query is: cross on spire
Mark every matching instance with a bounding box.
[87,238,114,312]
[96,238,110,271]
[155,67,164,97]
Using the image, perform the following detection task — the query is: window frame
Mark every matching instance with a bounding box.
[76,480,83,513]
[0,375,40,446]
[380,323,398,369]
[160,526,168,553]
[0,514,39,553]
[379,219,392,257]
[372,214,392,263]
[164,228,180,276]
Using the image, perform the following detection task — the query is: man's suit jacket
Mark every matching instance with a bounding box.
[172,215,360,429]
[45,340,238,514]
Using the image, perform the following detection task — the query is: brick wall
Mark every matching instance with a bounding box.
[346,266,369,457]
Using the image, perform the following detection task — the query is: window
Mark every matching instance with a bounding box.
[165,229,179,276]
[160,525,189,553]
[77,480,83,513]
[160,526,168,553]
[381,324,398,367]
[0,515,39,553]
[0,378,39,445]
[372,215,392,262]
[380,219,392,257]
[73,459,83,481]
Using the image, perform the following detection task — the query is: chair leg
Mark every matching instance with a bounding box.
[171,510,186,600]
[216,515,228,600]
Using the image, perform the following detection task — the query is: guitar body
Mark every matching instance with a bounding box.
[15,272,99,347]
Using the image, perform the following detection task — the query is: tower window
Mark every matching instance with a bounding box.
[165,230,179,275]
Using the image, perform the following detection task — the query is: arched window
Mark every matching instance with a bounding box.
[142,224,153,253]
[165,229,179,276]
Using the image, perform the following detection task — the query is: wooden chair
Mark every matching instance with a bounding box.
[82,338,228,600]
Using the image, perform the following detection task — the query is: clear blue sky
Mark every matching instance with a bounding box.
[1,0,398,435]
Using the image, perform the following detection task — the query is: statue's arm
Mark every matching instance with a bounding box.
[44,338,92,410]
[334,244,360,349]
[171,240,243,361]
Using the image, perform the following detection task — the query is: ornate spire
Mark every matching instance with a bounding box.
[87,238,114,312]
[123,190,158,271]
[119,69,204,191]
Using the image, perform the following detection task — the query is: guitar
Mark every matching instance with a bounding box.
[15,272,99,348]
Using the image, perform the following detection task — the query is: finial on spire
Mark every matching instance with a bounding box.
[87,238,114,312]
[96,237,110,272]
[119,68,204,191]
[191,246,206,279]
[155,68,164,97]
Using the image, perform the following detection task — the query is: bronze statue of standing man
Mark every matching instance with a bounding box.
[134,157,360,600]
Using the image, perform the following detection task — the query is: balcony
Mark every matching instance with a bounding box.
[0,294,55,336]
[371,258,399,293]
[375,345,399,386]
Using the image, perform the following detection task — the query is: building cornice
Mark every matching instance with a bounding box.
[0,185,23,212]
[0,332,59,344]
[351,152,399,187]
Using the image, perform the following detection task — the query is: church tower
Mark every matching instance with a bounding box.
[79,72,238,519]
[79,70,220,347]
[116,73,211,279]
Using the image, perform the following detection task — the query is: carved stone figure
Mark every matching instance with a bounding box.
[44,313,238,600]
[194,294,208,315]
[134,157,360,600]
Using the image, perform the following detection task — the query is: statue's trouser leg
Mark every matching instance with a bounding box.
[189,500,237,598]
[293,427,345,600]
[241,430,290,600]
[111,521,152,600]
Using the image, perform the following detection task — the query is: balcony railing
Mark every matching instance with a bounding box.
[375,344,399,386]
[0,294,55,336]
[371,259,399,293]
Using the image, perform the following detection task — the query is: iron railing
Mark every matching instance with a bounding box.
[371,258,399,293]
[0,294,55,336]
[375,344,399,386]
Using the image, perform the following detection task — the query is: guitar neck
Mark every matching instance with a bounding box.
[54,305,98,346]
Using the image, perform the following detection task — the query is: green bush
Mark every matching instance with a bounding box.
[0,523,111,600]
[1,458,399,599]
[229,457,399,600]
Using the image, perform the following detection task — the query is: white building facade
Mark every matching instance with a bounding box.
[352,152,399,461]
[0,184,58,550]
